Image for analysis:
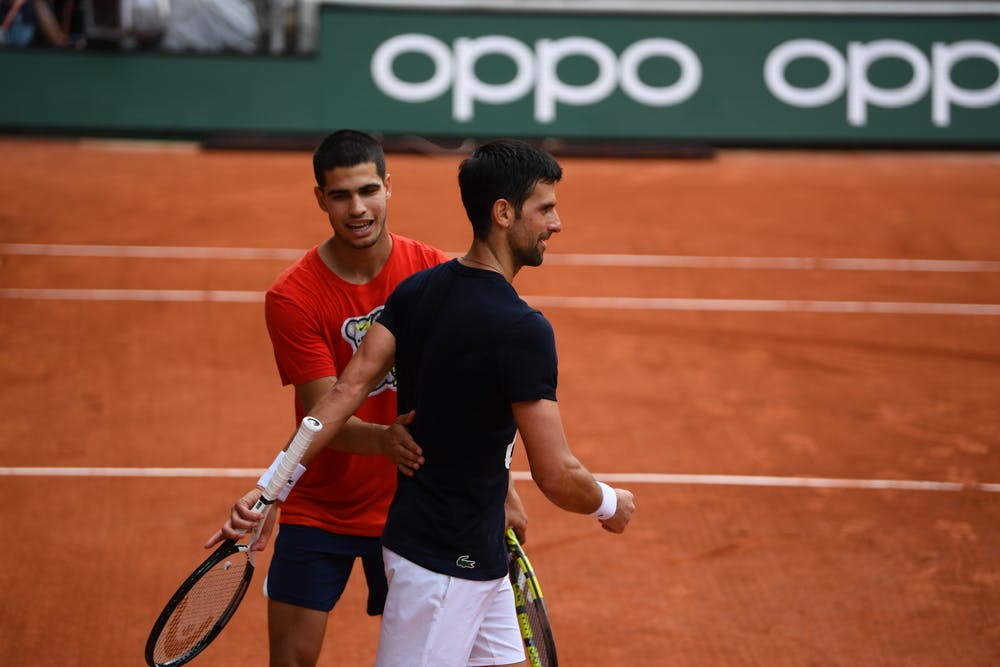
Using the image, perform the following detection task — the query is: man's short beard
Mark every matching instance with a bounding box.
[514,245,544,268]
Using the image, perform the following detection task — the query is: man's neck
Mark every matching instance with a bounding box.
[318,232,393,285]
[461,240,517,283]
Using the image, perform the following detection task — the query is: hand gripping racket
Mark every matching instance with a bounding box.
[144,416,323,667]
[506,528,558,667]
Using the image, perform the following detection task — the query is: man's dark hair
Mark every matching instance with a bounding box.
[458,139,563,240]
[312,130,387,188]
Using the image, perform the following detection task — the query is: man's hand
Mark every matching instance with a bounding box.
[203,487,278,552]
[380,410,424,476]
[599,488,635,534]
[505,476,528,544]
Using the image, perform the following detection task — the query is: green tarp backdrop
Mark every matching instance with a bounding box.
[2,5,998,146]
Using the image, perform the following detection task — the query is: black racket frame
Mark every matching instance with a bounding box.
[506,529,559,667]
[144,539,253,667]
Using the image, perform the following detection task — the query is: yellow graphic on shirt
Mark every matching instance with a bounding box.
[341,305,397,396]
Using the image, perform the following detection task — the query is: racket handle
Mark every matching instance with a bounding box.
[255,416,323,508]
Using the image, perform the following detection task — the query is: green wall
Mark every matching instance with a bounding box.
[1,6,997,145]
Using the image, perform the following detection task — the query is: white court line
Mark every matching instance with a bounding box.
[525,296,1000,316]
[0,467,996,492]
[0,288,265,302]
[542,253,1000,273]
[586,472,1000,493]
[0,467,262,477]
[3,243,999,272]
[4,288,999,315]
[1,243,304,261]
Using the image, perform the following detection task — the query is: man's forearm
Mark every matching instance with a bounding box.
[534,462,605,515]
[326,416,387,455]
[298,379,371,467]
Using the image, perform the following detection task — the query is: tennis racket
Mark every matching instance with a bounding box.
[506,528,558,667]
[144,416,323,667]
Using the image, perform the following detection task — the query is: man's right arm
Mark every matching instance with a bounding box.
[293,376,415,464]
[293,375,334,414]
[205,323,414,548]
[298,323,412,466]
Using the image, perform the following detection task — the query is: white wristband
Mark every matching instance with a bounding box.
[258,451,307,502]
[589,481,617,521]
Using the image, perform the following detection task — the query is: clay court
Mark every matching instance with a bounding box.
[1,138,999,666]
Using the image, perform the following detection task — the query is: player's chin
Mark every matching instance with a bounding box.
[524,249,545,267]
[349,234,381,250]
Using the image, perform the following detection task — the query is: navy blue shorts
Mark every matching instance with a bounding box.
[264,524,387,615]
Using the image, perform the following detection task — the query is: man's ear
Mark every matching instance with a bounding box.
[492,199,514,229]
[384,173,392,199]
[314,186,328,213]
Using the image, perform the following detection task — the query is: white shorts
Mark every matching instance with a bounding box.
[376,547,525,667]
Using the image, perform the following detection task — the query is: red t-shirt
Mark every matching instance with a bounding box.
[265,233,449,536]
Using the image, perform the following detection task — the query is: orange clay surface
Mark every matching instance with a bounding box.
[1,138,999,666]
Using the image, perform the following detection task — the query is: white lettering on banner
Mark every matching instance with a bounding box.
[454,36,536,122]
[370,33,453,102]
[371,33,701,123]
[933,41,1000,126]
[535,37,618,123]
[765,38,1000,127]
[848,40,931,126]
[619,38,702,106]
[371,33,998,127]
[764,39,847,108]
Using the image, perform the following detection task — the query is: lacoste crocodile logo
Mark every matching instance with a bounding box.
[456,555,475,569]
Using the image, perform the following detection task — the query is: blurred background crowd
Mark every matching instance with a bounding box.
[0,0,299,54]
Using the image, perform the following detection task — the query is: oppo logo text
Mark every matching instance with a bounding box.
[371,33,701,123]
[370,33,1000,128]
[765,39,1000,126]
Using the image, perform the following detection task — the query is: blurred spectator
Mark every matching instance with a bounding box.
[121,0,169,48]
[0,0,36,45]
[1,0,83,47]
[160,0,259,53]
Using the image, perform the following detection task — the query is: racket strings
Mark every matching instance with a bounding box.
[511,561,555,667]
[523,595,554,666]
[152,553,251,664]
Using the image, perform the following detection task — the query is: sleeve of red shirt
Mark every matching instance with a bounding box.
[265,288,338,387]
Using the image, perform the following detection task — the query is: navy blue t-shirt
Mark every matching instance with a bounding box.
[376,259,557,580]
